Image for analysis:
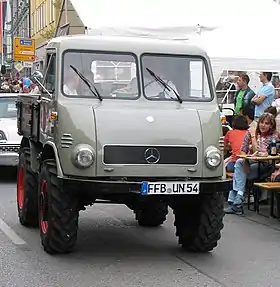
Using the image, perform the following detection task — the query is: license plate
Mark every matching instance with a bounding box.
[141,181,200,195]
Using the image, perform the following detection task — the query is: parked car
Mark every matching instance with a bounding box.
[0,93,21,166]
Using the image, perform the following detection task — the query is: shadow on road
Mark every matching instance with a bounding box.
[0,167,17,182]
[52,214,186,262]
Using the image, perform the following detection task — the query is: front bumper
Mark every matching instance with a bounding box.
[62,176,231,195]
[0,152,19,166]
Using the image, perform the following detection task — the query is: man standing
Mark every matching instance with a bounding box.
[234,73,255,115]
[251,72,274,120]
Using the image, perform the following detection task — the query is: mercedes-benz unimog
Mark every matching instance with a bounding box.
[16,34,230,254]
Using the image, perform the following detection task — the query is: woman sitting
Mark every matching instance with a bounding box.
[224,115,248,172]
[224,113,277,215]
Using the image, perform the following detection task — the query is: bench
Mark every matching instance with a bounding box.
[253,182,280,217]
[254,182,280,189]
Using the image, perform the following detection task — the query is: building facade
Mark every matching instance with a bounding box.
[30,0,55,47]
[31,0,85,71]
[9,0,30,75]
[30,0,56,70]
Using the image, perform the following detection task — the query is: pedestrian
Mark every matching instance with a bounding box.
[241,105,258,135]
[29,81,40,94]
[234,73,255,115]
[251,72,274,120]
[224,115,248,172]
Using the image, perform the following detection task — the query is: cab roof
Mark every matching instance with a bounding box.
[47,34,208,57]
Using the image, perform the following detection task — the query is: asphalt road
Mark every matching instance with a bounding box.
[1,168,280,287]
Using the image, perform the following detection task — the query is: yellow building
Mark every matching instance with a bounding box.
[30,0,85,69]
[30,0,57,47]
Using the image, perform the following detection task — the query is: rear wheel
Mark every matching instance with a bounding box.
[135,202,168,227]
[173,192,224,252]
[17,148,38,227]
[38,160,79,254]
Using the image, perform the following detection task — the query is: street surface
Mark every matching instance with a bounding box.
[1,168,280,287]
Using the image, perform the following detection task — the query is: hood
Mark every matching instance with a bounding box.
[0,118,22,143]
[93,103,204,177]
[94,105,201,145]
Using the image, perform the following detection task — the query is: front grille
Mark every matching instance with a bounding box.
[103,145,197,165]
[60,133,73,148]
[0,145,20,153]
[219,136,224,152]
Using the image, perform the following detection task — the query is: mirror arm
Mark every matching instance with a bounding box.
[33,77,52,97]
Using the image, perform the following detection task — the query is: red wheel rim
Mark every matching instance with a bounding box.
[40,180,48,234]
[17,167,24,209]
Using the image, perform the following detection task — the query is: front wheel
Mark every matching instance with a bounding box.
[173,192,224,252]
[38,160,79,254]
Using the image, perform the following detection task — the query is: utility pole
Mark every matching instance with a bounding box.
[65,0,68,24]
[0,0,3,66]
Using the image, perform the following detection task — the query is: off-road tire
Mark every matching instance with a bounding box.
[173,192,224,252]
[17,148,38,227]
[135,202,168,227]
[39,160,79,254]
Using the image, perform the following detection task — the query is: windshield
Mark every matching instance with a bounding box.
[62,51,139,99]
[0,97,17,118]
[141,54,213,102]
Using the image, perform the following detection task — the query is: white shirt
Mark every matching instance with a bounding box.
[30,86,40,94]
[63,84,78,95]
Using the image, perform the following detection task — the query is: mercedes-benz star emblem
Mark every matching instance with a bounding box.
[144,148,160,164]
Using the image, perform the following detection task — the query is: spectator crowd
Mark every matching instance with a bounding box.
[223,72,280,215]
[0,77,40,94]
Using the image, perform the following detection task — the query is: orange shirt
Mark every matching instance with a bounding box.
[224,129,247,162]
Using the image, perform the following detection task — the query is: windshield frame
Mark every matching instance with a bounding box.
[140,53,214,103]
[61,49,141,100]
[0,95,17,119]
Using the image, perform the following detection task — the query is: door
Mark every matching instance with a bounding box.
[39,52,57,143]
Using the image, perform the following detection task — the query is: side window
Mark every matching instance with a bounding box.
[44,54,56,93]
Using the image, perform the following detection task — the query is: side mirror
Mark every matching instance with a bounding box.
[31,71,53,97]
[31,70,43,83]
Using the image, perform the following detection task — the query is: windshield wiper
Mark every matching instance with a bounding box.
[69,65,102,101]
[146,68,182,103]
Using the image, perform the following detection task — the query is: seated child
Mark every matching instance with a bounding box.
[224,115,248,172]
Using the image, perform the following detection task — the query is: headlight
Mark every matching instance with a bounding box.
[72,144,95,169]
[205,147,222,169]
[0,130,7,141]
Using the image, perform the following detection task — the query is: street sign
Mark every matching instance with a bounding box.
[23,62,33,68]
[14,62,24,72]
[13,37,35,62]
